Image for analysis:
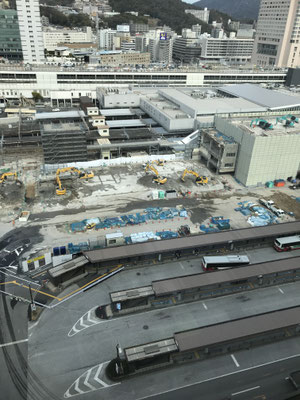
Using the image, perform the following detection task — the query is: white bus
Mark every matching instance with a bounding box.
[274,235,300,252]
[202,255,250,271]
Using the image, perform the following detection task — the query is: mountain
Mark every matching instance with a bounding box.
[192,0,260,20]
[108,0,231,33]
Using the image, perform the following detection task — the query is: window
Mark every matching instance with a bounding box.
[226,152,236,157]
[225,163,234,167]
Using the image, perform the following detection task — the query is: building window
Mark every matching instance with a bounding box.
[225,163,234,167]
[226,152,236,157]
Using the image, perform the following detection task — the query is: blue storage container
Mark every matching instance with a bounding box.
[60,246,66,255]
[53,247,60,256]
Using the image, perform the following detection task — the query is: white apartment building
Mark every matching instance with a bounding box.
[199,37,254,63]
[43,27,93,51]
[252,0,300,68]
[16,0,45,64]
[185,8,210,24]
[99,29,116,50]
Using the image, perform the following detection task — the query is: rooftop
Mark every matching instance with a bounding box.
[219,83,300,110]
[234,117,300,137]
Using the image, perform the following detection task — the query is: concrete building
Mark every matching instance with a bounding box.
[199,36,254,64]
[149,35,174,64]
[0,9,23,61]
[130,23,149,35]
[43,27,93,52]
[173,30,201,64]
[252,0,300,68]
[16,0,45,64]
[99,29,116,51]
[0,67,287,105]
[121,40,135,52]
[185,8,210,24]
[99,52,150,67]
[200,130,239,173]
[37,111,88,164]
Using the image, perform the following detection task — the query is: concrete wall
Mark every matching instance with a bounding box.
[215,116,300,186]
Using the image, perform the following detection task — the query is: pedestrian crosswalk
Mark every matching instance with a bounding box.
[68,308,104,337]
[64,362,119,398]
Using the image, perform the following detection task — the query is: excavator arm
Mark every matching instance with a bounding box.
[145,163,167,185]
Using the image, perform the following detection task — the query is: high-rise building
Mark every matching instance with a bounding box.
[0,9,23,61]
[99,29,116,50]
[16,0,45,64]
[252,0,300,68]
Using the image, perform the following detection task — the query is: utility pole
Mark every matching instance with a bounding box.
[29,284,36,312]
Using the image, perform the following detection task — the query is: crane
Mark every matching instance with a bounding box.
[145,163,167,185]
[181,169,208,185]
[0,172,22,186]
[55,167,94,195]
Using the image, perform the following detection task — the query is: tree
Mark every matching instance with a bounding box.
[32,91,44,102]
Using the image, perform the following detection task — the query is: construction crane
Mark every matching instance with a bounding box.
[181,169,208,185]
[276,116,294,127]
[0,172,22,186]
[145,163,167,185]
[250,119,273,130]
[55,167,94,195]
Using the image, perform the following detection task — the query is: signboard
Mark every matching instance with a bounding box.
[117,25,130,33]
[160,32,168,41]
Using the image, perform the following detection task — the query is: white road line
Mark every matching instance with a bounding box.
[231,386,260,396]
[231,354,240,368]
[202,302,208,310]
[83,369,96,391]
[135,352,300,400]
[278,287,284,294]
[28,320,40,330]
[74,379,85,395]
[179,262,185,270]
[0,338,28,348]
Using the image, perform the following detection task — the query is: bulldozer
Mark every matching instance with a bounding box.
[55,167,94,195]
[145,163,167,185]
[181,169,208,185]
[0,172,22,186]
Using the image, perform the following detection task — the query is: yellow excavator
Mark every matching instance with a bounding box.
[56,167,94,195]
[151,159,165,167]
[0,172,22,186]
[181,169,208,185]
[145,163,167,185]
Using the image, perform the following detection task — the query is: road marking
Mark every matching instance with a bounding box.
[231,386,260,396]
[202,302,208,310]
[28,320,40,330]
[231,354,240,368]
[64,362,120,398]
[68,307,105,337]
[135,352,300,400]
[278,287,284,294]
[0,338,28,348]
[179,262,185,270]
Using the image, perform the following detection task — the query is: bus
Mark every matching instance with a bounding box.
[202,255,250,271]
[274,235,300,252]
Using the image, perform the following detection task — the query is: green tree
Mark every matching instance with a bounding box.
[32,91,44,102]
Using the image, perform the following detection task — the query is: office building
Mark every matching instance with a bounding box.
[99,29,116,51]
[0,9,23,61]
[43,27,93,52]
[173,29,201,64]
[16,0,45,64]
[252,0,300,67]
[185,8,210,24]
[199,37,254,63]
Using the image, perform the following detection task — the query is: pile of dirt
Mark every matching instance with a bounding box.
[25,184,36,199]
[269,191,300,219]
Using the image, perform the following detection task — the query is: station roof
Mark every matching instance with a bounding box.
[152,256,300,296]
[219,83,300,110]
[159,88,266,115]
[125,338,177,362]
[106,119,146,128]
[36,110,85,120]
[83,221,300,264]
[174,306,300,352]
[100,108,141,117]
